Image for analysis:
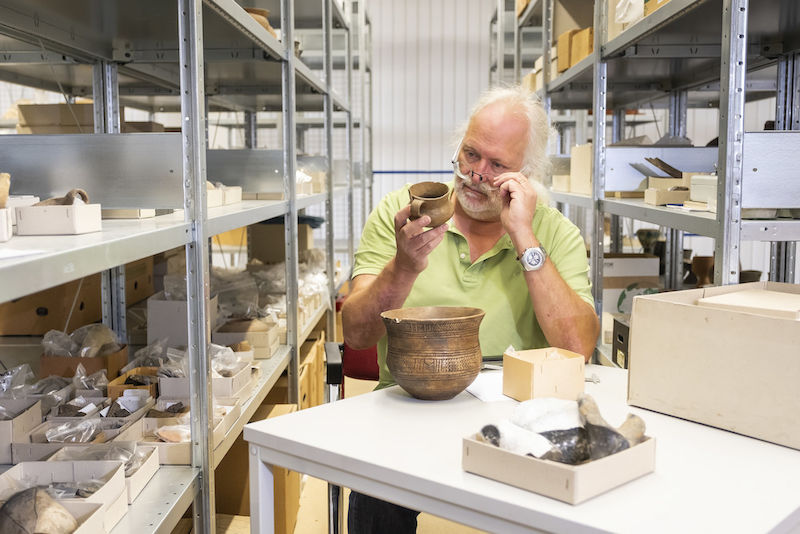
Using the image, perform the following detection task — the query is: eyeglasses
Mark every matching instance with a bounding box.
[450,137,514,184]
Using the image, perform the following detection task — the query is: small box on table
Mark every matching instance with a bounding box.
[502,347,585,401]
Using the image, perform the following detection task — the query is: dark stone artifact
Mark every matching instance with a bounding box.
[0,487,78,534]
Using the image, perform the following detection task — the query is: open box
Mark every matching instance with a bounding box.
[212,318,280,359]
[46,395,154,423]
[0,460,127,531]
[40,345,129,380]
[49,443,160,504]
[502,347,585,402]
[107,366,159,400]
[15,203,102,235]
[0,399,43,464]
[12,417,144,462]
[462,435,656,504]
[628,281,800,450]
[59,501,106,534]
[159,361,253,398]
[47,397,109,419]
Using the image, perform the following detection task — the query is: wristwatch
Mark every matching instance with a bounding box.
[519,245,547,271]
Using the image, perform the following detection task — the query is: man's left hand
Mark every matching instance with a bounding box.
[493,172,537,238]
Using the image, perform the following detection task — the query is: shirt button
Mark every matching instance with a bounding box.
[459,253,466,259]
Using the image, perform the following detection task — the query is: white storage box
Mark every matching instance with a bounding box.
[146,291,219,346]
[212,318,280,359]
[222,185,242,205]
[47,397,109,419]
[628,281,800,450]
[0,398,43,464]
[0,461,127,531]
[5,195,39,225]
[61,501,106,534]
[48,443,160,504]
[12,418,144,462]
[15,203,102,235]
[207,188,224,207]
[502,347,585,402]
[0,208,11,241]
[158,362,253,398]
[690,173,718,212]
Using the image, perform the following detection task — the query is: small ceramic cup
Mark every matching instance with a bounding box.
[408,182,454,227]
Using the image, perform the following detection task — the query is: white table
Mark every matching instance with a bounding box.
[244,365,800,533]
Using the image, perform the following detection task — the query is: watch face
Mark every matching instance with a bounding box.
[523,248,545,270]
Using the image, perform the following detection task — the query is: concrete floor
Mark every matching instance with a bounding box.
[292,377,485,534]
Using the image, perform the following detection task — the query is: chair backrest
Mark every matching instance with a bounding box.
[342,343,379,381]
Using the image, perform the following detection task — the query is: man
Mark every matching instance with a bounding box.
[342,85,599,532]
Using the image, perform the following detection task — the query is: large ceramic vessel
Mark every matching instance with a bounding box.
[381,306,484,400]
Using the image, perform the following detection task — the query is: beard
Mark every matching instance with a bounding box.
[454,179,503,221]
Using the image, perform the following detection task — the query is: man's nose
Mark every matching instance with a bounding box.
[471,160,489,183]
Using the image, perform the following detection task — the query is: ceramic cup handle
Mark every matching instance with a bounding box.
[410,198,424,220]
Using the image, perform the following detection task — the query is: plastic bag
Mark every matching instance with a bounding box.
[72,363,108,391]
[157,348,188,378]
[615,0,643,24]
[163,273,187,301]
[155,424,191,443]
[45,420,101,443]
[70,324,120,358]
[299,248,326,274]
[42,330,78,357]
[209,344,246,378]
[250,260,287,294]
[122,339,168,374]
[0,364,35,393]
[211,268,261,320]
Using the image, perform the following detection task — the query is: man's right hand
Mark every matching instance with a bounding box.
[394,204,448,274]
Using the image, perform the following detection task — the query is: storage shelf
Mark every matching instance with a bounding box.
[600,198,719,237]
[205,0,286,61]
[548,55,593,93]
[0,215,190,304]
[595,342,618,368]
[740,218,800,242]
[110,466,199,534]
[207,200,289,237]
[550,190,593,209]
[296,192,329,210]
[300,304,328,347]
[212,346,291,469]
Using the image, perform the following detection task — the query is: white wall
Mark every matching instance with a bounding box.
[369,0,498,201]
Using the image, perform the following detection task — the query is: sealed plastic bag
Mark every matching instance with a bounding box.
[70,324,120,358]
[211,267,260,320]
[72,363,108,391]
[163,273,187,301]
[615,0,643,24]
[157,347,188,378]
[0,364,35,394]
[45,420,101,443]
[209,344,247,377]
[122,339,168,373]
[155,424,191,443]
[41,330,78,357]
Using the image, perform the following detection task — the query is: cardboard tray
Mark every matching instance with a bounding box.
[15,203,102,235]
[212,318,280,359]
[46,396,155,424]
[159,362,252,398]
[0,399,43,464]
[107,366,159,400]
[40,345,129,380]
[61,501,106,534]
[462,435,656,504]
[47,397,109,420]
[0,460,127,531]
[12,418,144,462]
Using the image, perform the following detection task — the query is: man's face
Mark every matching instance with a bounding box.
[454,103,528,222]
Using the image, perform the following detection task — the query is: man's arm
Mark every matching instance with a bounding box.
[342,205,447,349]
[495,173,600,361]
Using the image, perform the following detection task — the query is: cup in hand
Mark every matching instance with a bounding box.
[408,181,454,227]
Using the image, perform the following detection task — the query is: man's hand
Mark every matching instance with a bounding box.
[394,204,448,274]
[493,172,538,241]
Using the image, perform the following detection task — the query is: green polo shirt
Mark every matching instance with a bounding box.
[352,182,593,389]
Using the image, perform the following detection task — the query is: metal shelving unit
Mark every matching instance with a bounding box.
[0,0,370,532]
[514,0,800,365]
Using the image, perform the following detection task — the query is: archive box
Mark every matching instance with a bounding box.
[462,435,656,504]
[212,317,280,359]
[628,281,800,450]
[502,347,585,401]
[40,344,128,380]
[107,366,159,400]
[146,291,219,346]
[13,418,144,462]
[0,398,42,464]
[15,203,102,235]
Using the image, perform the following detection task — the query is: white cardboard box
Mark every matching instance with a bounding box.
[12,418,144,462]
[15,203,102,235]
[101,208,156,219]
[5,195,39,225]
[502,347,585,402]
[62,501,106,534]
[48,443,160,504]
[159,362,252,398]
[0,461,127,531]
[0,208,11,241]
[207,188,224,208]
[222,186,243,205]
[628,281,800,450]
[462,435,656,504]
[212,318,280,359]
[146,291,219,346]
[0,398,42,464]
[644,187,689,206]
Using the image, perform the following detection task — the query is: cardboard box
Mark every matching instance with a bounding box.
[602,253,660,314]
[123,121,165,133]
[569,27,593,66]
[215,404,300,534]
[0,460,128,531]
[556,29,579,73]
[222,186,243,205]
[522,71,537,92]
[15,204,102,235]
[17,103,97,126]
[0,208,11,242]
[0,399,42,464]
[125,256,155,305]
[690,173,717,211]
[60,501,106,534]
[159,362,253,398]
[108,366,159,400]
[462,435,656,504]
[644,187,689,206]
[250,223,314,264]
[13,418,144,462]
[146,291,219,346]
[6,195,39,225]
[644,0,671,16]
[264,374,289,404]
[569,143,593,195]
[102,208,157,219]
[15,125,89,134]
[628,282,800,450]
[553,0,594,43]
[502,347,585,401]
[213,318,280,359]
[552,174,571,192]
[41,345,129,380]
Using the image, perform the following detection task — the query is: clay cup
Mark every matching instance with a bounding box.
[408,182,454,227]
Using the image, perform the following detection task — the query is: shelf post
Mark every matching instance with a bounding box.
[324,0,337,339]
[609,110,625,254]
[542,0,552,117]
[345,6,355,264]
[178,1,214,532]
[714,0,748,286]
[591,0,608,318]
[665,90,687,289]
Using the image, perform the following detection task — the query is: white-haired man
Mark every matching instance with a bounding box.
[342,85,599,532]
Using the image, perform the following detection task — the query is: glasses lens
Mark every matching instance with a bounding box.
[453,159,470,181]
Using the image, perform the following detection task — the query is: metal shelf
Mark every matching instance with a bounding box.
[518,0,543,28]
[296,192,329,210]
[550,190,593,209]
[110,467,199,534]
[740,219,800,242]
[212,346,291,469]
[0,215,190,304]
[595,342,618,368]
[207,200,289,237]
[600,198,719,237]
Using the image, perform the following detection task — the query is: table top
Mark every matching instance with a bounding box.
[244,365,800,534]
